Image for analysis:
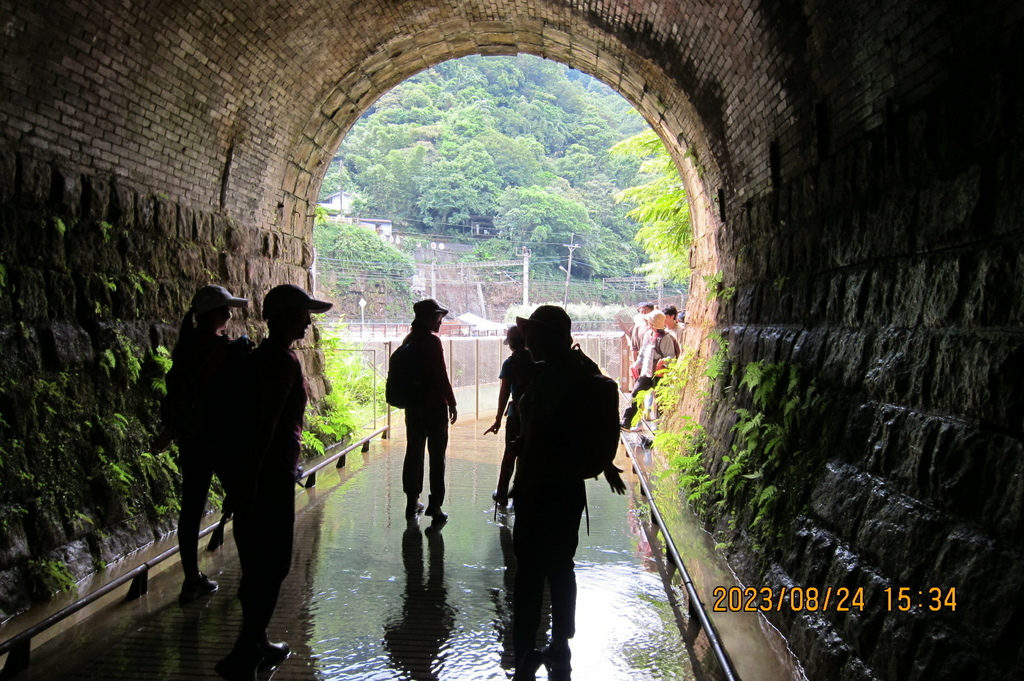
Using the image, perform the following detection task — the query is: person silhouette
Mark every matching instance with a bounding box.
[510,305,626,680]
[483,325,535,504]
[156,284,250,605]
[400,299,457,522]
[215,284,332,681]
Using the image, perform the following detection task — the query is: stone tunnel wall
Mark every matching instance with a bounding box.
[0,146,327,615]
[677,16,1024,681]
[0,1,1022,680]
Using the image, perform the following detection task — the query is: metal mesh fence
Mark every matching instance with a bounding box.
[323,331,628,428]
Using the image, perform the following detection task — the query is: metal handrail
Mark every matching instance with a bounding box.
[298,426,389,488]
[0,519,220,679]
[0,427,388,679]
[623,433,741,681]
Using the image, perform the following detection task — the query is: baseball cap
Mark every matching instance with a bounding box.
[191,285,248,314]
[262,284,333,320]
[516,304,572,339]
[413,298,449,318]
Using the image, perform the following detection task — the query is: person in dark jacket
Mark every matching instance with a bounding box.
[401,299,458,522]
[158,284,249,605]
[510,305,626,681]
[215,284,331,681]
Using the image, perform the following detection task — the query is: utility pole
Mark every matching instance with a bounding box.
[562,234,579,307]
[520,247,530,306]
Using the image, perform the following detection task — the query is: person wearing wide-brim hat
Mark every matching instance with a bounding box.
[508,305,625,680]
[159,284,250,606]
[399,298,458,523]
[216,284,331,681]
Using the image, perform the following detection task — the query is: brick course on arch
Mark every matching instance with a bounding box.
[2,2,1023,679]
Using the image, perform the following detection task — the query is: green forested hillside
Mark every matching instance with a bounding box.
[320,55,653,280]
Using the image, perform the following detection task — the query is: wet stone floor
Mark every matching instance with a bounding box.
[7,418,694,681]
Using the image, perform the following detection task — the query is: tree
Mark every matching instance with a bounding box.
[494,186,600,276]
[480,132,549,189]
[610,129,692,284]
[417,141,502,227]
[360,145,429,222]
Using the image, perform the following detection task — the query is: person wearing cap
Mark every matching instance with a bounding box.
[158,284,250,606]
[216,284,331,681]
[483,324,536,504]
[620,309,678,429]
[400,298,458,522]
[510,305,626,680]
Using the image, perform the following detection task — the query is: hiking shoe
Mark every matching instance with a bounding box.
[542,640,572,673]
[405,498,425,518]
[425,506,448,523]
[179,573,218,605]
[512,649,544,680]
[259,639,290,667]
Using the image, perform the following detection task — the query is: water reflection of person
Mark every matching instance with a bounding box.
[383,522,457,679]
[491,510,529,673]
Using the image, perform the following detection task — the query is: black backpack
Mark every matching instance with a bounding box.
[160,336,254,439]
[565,346,621,479]
[385,340,425,409]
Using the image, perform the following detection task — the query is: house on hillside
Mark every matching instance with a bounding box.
[446,216,495,237]
[318,191,354,214]
[358,218,393,237]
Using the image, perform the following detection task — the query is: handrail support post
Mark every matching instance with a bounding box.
[126,567,148,601]
[0,639,30,680]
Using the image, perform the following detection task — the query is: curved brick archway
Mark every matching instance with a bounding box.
[2,2,1023,680]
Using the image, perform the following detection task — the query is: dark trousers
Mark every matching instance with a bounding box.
[511,482,586,659]
[232,472,294,647]
[177,441,216,579]
[403,403,449,505]
[495,410,521,496]
[621,375,654,426]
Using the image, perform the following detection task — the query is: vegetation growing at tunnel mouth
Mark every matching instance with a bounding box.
[655,350,832,552]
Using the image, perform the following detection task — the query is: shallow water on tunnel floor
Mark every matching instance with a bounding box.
[2,420,799,681]
[301,440,694,681]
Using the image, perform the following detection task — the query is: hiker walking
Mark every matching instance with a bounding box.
[620,309,678,429]
[215,284,332,681]
[400,299,457,522]
[157,284,251,605]
[483,325,535,504]
[510,305,626,680]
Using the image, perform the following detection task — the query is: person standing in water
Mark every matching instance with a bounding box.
[215,284,331,681]
[158,284,250,605]
[483,325,535,504]
[400,299,458,522]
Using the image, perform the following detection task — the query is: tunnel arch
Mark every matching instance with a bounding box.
[2,2,1023,680]
[283,18,727,245]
